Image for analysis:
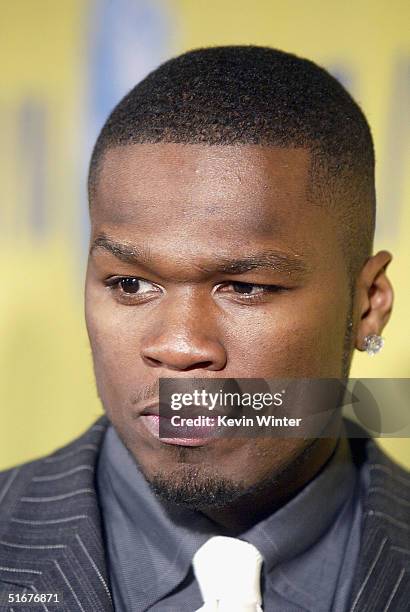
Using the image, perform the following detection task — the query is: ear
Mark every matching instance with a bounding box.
[354,250,394,351]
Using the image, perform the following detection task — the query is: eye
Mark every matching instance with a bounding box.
[216,281,286,302]
[105,276,162,301]
[119,277,152,294]
[231,282,267,295]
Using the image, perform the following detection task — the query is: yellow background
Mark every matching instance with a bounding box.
[1,0,409,469]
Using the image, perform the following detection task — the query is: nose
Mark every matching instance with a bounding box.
[140,300,227,372]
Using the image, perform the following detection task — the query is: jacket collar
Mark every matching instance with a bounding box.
[0,415,113,612]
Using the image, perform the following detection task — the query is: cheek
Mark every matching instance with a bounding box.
[85,293,142,403]
[225,292,348,377]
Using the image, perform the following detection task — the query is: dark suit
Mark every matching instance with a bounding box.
[0,415,408,611]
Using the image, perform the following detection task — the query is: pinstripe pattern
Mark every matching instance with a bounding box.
[367,487,410,507]
[32,465,94,481]
[0,416,113,612]
[30,584,49,612]
[383,569,405,612]
[0,415,408,611]
[0,469,19,504]
[346,423,410,611]
[11,515,89,525]
[75,534,112,603]
[44,445,98,463]
[350,537,388,611]
[365,510,410,531]
[20,488,95,503]
[0,542,66,550]
[391,546,410,555]
[368,463,410,486]
[0,566,42,575]
[54,560,86,612]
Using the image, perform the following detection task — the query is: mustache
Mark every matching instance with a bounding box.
[130,382,159,405]
[129,376,234,407]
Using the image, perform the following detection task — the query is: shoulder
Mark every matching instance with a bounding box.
[0,415,110,526]
[346,418,409,498]
[347,420,410,537]
[366,437,410,485]
[361,436,410,539]
[347,432,410,610]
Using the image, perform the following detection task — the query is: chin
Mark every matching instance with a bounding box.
[145,463,251,509]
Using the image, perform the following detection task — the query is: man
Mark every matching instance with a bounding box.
[0,46,408,611]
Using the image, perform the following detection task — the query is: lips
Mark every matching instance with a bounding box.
[140,400,168,417]
[138,403,218,447]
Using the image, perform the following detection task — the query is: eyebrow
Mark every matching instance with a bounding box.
[90,234,308,277]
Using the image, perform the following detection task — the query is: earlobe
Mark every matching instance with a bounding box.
[354,251,394,353]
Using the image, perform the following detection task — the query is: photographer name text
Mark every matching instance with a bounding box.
[170,415,302,428]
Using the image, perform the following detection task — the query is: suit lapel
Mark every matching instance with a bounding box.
[348,437,410,611]
[348,529,408,611]
[0,416,113,612]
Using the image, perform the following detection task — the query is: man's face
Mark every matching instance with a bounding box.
[85,143,351,505]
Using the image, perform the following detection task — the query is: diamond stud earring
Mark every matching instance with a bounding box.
[363,334,384,356]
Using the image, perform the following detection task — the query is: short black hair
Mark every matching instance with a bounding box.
[89,45,376,285]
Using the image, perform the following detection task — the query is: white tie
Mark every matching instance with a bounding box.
[193,536,264,611]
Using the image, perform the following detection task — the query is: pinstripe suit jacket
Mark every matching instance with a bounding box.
[0,415,408,612]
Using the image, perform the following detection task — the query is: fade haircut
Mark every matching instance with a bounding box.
[88,45,376,286]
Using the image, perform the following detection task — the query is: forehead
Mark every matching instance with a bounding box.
[89,143,347,279]
[91,143,312,236]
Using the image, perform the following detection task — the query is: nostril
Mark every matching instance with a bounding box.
[182,361,213,371]
[143,356,163,367]
[142,355,216,371]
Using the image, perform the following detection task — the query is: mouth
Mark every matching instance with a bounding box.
[138,402,218,447]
